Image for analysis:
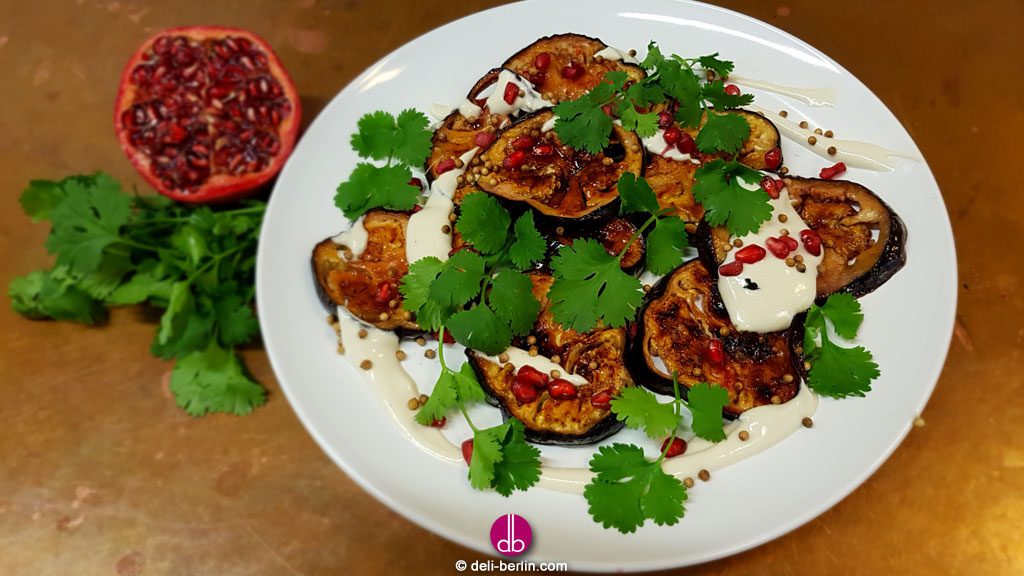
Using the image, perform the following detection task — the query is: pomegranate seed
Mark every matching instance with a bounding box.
[800,229,822,256]
[819,162,847,179]
[677,132,697,155]
[528,71,547,87]
[663,126,682,146]
[661,437,688,458]
[590,391,613,409]
[436,158,456,175]
[516,365,549,389]
[601,104,614,117]
[707,339,725,365]
[374,281,395,304]
[781,235,799,251]
[561,61,584,80]
[724,84,741,96]
[512,381,541,404]
[534,52,551,70]
[734,244,767,264]
[764,148,783,171]
[473,131,496,148]
[503,150,527,169]
[511,135,536,150]
[408,177,423,190]
[411,204,423,213]
[461,439,474,465]
[760,175,780,199]
[430,417,447,428]
[765,237,792,259]
[658,111,674,128]
[548,379,578,400]
[502,82,519,105]
[532,144,554,157]
[719,260,744,276]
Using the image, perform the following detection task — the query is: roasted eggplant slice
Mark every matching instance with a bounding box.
[545,217,646,271]
[646,109,781,224]
[311,210,417,331]
[629,259,801,417]
[697,177,907,298]
[477,110,643,220]
[502,33,646,103]
[467,274,633,444]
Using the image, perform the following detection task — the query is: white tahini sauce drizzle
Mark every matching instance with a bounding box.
[540,115,557,133]
[728,75,837,107]
[593,45,640,65]
[405,147,479,264]
[536,384,818,493]
[335,308,462,463]
[459,99,483,121]
[485,69,553,117]
[641,128,700,164]
[482,347,588,386]
[718,183,823,333]
[747,103,922,171]
[331,215,369,260]
[337,307,819,494]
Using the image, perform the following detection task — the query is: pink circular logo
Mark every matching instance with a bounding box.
[489,513,532,557]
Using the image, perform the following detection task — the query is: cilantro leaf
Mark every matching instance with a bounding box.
[692,159,773,237]
[507,211,546,270]
[611,387,681,439]
[334,163,419,220]
[106,259,174,305]
[452,362,487,405]
[618,103,659,138]
[696,53,735,77]
[487,270,540,336]
[553,79,617,154]
[447,303,512,355]
[701,81,754,109]
[9,269,106,324]
[429,250,485,307]
[549,239,643,332]
[393,109,433,166]
[415,368,460,425]
[490,419,542,496]
[400,256,444,313]
[656,60,701,111]
[617,172,661,216]
[696,112,751,155]
[170,341,266,417]
[469,422,507,490]
[213,291,259,346]
[640,41,665,69]
[645,217,688,275]
[45,175,132,273]
[584,443,687,533]
[803,295,879,398]
[20,178,67,222]
[350,111,398,161]
[686,383,728,442]
[806,339,879,398]
[456,193,511,254]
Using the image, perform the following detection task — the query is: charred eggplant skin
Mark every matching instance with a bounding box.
[627,259,802,418]
[695,177,907,300]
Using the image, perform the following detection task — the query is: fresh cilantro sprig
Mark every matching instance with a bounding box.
[692,159,773,236]
[584,375,728,533]
[548,174,687,332]
[9,173,266,416]
[334,109,433,219]
[803,294,880,398]
[415,327,541,496]
[553,43,753,156]
[399,193,545,354]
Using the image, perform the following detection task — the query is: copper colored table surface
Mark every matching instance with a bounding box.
[0,1,1021,574]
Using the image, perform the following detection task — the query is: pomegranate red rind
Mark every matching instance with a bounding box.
[114,26,301,203]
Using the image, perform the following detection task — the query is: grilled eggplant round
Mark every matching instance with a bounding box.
[476,110,643,221]
[311,209,418,331]
[629,259,802,418]
[467,273,633,444]
[646,109,782,224]
[697,176,907,299]
[502,33,646,103]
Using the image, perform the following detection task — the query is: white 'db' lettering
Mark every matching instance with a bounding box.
[496,514,526,554]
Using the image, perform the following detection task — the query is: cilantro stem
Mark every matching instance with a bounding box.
[437,325,480,434]
[183,243,251,286]
[614,210,667,262]
[655,373,684,465]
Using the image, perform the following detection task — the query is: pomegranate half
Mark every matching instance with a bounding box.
[114,26,301,203]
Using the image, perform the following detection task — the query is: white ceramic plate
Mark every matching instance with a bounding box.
[256,0,956,570]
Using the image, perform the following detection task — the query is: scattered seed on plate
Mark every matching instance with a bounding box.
[738,430,750,441]
[698,469,711,482]
[683,477,695,488]
[425,349,436,359]
[415,337,426,346]
[358,328,368,339]
[419,394,429,404]
[360,359,373,370]
[407,397,420,410]
[396,350,407,361]
[802,417,814,428]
